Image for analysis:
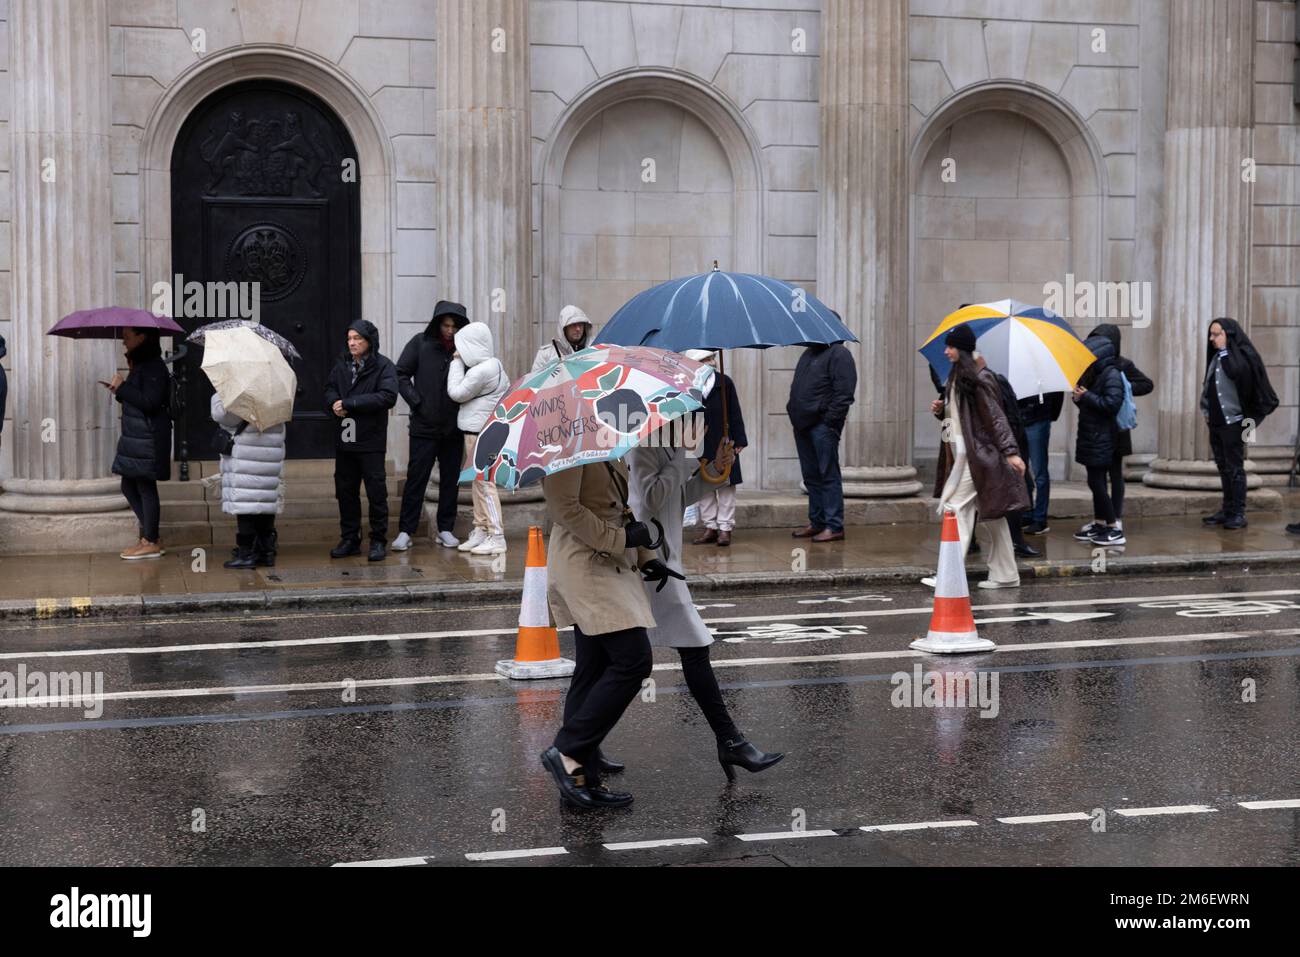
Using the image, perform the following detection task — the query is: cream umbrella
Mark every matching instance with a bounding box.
[200,325,297,431]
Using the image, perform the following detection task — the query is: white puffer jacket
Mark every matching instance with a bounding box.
[448,322,510,434]
[211,395,286,515]
[529,304,593,375]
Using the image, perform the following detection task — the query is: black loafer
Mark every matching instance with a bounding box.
[330,537,361,559]
[585,783,633,808]
[1014,543,1040,558]
[1286,522,1300,535]
[1202,511,1227,526]
[596,750,625,774]
[539,747,596,809]
[368,541,387,562]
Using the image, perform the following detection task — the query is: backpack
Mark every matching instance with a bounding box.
[1116,372,1138,432]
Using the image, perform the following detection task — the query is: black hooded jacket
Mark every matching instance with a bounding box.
[396,311,469,439]
[111,338,173,481]
[1089,323,1152,458]
[1074,334,1125,468]
[324,319,399,453]
[1202,318,1278,425]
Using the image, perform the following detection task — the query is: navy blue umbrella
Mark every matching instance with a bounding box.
[593,264,857,352]
[594,264,857,483]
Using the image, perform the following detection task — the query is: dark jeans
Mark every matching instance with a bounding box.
[677,645,741,742]
[556,625,653,781]
[400,432,463,535]
[1023,420,1051,525]
[1085,464,1117,525]
[335,450,388,544]
[1210,422,1247,516]
[1107,454,1126,519]
[120,477,160,541]
[793,423,844,533]
[236,514,276,537]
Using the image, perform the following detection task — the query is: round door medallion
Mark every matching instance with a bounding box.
[225,222,305,302]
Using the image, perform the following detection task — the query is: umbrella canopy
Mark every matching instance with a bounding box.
[187,320,302,360]
[919,300,1096,399]
[593,267,858,351]
[200,326,297,431]
[459,344,714,490]
[47,307,184,340]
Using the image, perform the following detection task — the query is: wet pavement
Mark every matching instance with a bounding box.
[0,568,1297,866]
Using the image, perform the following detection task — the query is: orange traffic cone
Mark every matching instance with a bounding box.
[910,509,995,654]
[495,527,576,679]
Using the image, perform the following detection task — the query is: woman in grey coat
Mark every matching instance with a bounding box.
[212,394,286,568]
[627,412,784,781]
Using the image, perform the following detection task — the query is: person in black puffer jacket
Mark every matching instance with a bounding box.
[1086,323,1153,537]
[786,332,857,541]
[109,327,172,560]
[1072,334,1125,547]
[324,318,399,561]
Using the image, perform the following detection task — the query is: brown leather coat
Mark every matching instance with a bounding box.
[932,368,1030,520]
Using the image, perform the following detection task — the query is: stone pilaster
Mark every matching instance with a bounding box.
[0,0,121,515]
[817,0,921,497]
[1145,0,1257,491]
[435,0,533,380]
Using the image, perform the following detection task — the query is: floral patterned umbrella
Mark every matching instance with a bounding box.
[459,344,714,490]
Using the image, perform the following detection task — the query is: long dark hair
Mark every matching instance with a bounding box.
[946,349,982,404]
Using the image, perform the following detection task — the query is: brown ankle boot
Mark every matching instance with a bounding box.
[693,528,719,545]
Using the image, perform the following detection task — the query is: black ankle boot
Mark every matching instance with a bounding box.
[254,528,278,567]
[717,735,785,781]
[224,533,256,569]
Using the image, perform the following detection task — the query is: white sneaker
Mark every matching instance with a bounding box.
[921,576,937,588]
[391,531,412,551]
[470,534,507,555]
[436,530,460,548]
[458,528,488,552]
[978,578,1021,589]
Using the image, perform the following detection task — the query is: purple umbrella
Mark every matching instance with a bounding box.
[47,307,185,340]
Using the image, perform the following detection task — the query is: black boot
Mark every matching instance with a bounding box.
[330,536,361,558]
[223,533,256,569]
[717,735,785,782]
[254,528,278,567]
[368,539,387,562]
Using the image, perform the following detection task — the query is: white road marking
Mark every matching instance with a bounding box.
[6,628,1297,707]
[331,856,429,867]
[996,812,1092,825]
[465,847,568,861]
[735,830,838,842]
[1238,799,1300,810]
[11,588,1297,661]
[975,611,1112,625]
[860,820,979,832]
[603,837,709,851]
[1113,805,1218,817]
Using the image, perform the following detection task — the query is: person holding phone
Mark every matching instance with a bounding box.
[108,327,172,560]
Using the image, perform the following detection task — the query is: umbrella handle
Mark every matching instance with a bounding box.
[699,458,732,485]
[645,518,665,551]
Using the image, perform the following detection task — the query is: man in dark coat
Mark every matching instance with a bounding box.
[1201,317,1277,530]
[110,328,172,560]
[787,334,857,542]
[394,300,469,551]
[1084,323,1153,537]
[325,318,399,561]
[1016,390,1063,535]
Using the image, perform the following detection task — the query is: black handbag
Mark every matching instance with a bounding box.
[211,420,249,456]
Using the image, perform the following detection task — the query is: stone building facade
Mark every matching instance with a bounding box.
[0,0,1296,548]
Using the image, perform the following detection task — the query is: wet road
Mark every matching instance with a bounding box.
[1,570,1297,866]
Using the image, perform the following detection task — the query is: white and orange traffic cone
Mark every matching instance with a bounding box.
[910,509,996,654]
[495,526,576,679]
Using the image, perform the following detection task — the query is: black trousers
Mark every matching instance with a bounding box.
[1106,454,1127,519]
[676,645,741,742]
[399,432,463,535]
[1210,422,1247,516]
[335,450,388,544]
[120,477,160,541]
[1085,464,1117,524]
[556,625,653,781]
[235,513,276,537]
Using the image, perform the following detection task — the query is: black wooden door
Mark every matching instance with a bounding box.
[171,79,359,459]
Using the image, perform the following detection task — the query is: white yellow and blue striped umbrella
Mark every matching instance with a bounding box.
[919,300,1096,398]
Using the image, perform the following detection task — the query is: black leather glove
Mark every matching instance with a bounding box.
[640,559,686,593]
[624,521,654,549]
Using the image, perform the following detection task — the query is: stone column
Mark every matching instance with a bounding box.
[1145,0,1257,490]
[435,0,533,380]
[817,0,922,497]
[0,0,124,516]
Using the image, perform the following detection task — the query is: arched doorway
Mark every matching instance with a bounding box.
[170,79,361,460]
